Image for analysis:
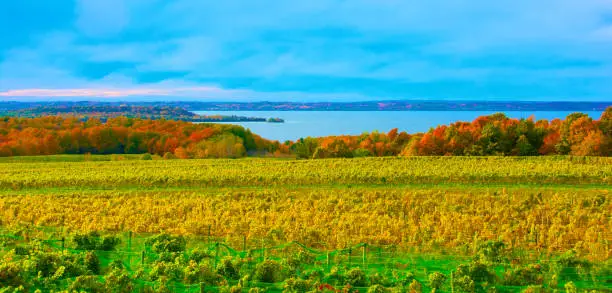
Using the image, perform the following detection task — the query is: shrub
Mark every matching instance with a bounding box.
[254,260,285,283]
[72,232,121,251]
[302,268,325,281]
[105,268,134,293]
[394,271,416,287]
[220,285,243,293]
[353,148,372,157]
[284,251,316,276]
[13,246,29,256]
[452,275,475,293]
[0,262,27,289]
[163,152,178,160]
[428,272,446,291]
[453,262,495,287]
[141,153,153,160]
[503,264,544,286]
[367,284,389,293]
[183,261,220,285]
[189,248,212,263]
[73,232,100,250]
[408,280,422,293]
[283,277,314,293]
[149,261,184,282]
[146,234,186,253]
[369,273,392,287]
[324,266,345,286]
[84,251,100,274]
[345,267,368,287]
[217,257,240,280]
[475,241,506,264]
[100,236,122,251]
[68,276,105,293]
[564,282,577,293]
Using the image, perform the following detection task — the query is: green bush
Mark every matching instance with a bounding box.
[503,264,544,286]
[452,275,475,293]
[475,241,506,264]
[68,276,105,293]
[369,273,392,287]
[72,232,121,251]
[84,251,100,274]
[254,260,285,283]
[428,272,446,291]
[367,284,389,293]
[323,266,345,286]
[453,262,495,287]
[183,261,221,285]
[145,234,186,253]
[163,152,177,160]
[149,261,184,282]
[283,277,314,293]
[346,267,368,287]
[353,148,373,157]
[189,248,212,263]
[217,257,240,280]
[0,262,27,289]
[105,268,134,293]
[141,153,153,160]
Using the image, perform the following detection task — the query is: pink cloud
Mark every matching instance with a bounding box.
[0,87,242,97]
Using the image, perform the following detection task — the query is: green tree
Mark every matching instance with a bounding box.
[291,138,319,159]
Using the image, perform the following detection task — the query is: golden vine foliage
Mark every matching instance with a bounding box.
[0,157,609,261]
[0,188,609,261]
[0,156,609,189]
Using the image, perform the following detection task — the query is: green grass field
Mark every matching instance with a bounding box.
[0,156,610,292]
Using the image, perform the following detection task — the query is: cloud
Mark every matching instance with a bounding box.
[1,0,612,101]
[0,86,239,98]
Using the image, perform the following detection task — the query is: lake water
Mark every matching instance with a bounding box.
[193,111,604,141]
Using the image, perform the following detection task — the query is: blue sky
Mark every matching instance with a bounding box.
[1,0,612,101]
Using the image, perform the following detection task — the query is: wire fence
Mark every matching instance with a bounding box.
[0,228,609,292]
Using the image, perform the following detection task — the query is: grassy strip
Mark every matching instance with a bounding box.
[0,182,609,196]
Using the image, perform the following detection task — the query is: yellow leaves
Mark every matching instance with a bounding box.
[0,187,608,260]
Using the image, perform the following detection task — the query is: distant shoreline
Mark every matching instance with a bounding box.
[0,104,286,123]
[2,100,608,112]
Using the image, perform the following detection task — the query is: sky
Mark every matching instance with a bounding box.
[1,0,612,102]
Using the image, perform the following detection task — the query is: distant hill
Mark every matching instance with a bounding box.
[1,100,608,112]
[0,104,284,123]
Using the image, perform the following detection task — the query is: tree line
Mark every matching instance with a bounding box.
[0,107,610,158]
[0,117,281,158]
[292,107,611,158]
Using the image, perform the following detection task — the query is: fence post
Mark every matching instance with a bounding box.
[141,251,145,265]
[348,247,352,267]
[326,251,330,269]
[61,237,65,250]
[261,239,265,261]
[214,242,219,269]
[362,245,366,269]
[200,282,205,293]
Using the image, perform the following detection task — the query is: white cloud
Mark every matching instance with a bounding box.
[2,0,612,100]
